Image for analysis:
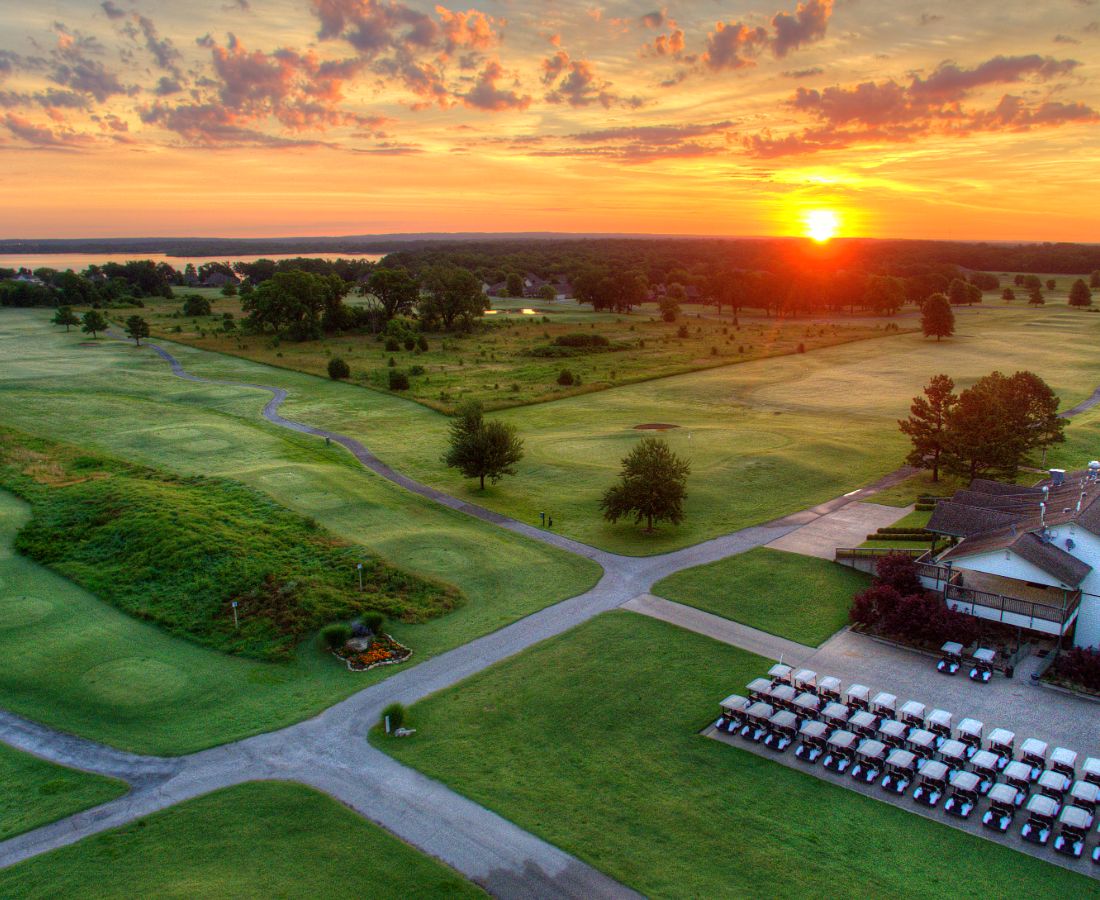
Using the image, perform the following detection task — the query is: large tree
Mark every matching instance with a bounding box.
[51,305,79,332]
[899,374,957,482]
[241,269,333,340]
[420,267,487,330]
[947,278,970,306]
[442,401,524,490]
[600,436,691,532]
[921,293,955,341]
[125,314,150,346]
[80,309,108,339]
[366,267,420,322]
[1069,278,1093,308]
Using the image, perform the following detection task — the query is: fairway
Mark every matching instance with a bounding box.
[0,782,484,898]
[380,612,1090,898]
[653,547,868,646]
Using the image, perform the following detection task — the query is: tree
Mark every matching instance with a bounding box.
[659,284,683,322]
[442,401,524,490]
[51,305,79,332]
[221,283,238,297]
[1069,278,1092,308]
[125,314,150,346]
[899,374,956,481]
[537,283,556,301]
[505,272,524,297]
[947,278,969,306]
[920,293,954,341]
[1001,287,1015,301]
[420,267,488,331]
[80,309,108,339]
[182,294,212,317]
[328,357,350,379]
[600,436,691,532]
[1045,278,1056,291]
[366,268,419,323]
[241,269,331,340]
[1090,270,1100,289]
[864,275,905,315]
[1028,285,1044,306]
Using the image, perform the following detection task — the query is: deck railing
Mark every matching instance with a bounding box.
[944,583,1081,626]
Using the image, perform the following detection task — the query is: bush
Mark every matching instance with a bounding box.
[676,324,689,338]
[874,552,923,595]
[385,337,400,352]
[557,369,575,386]
[416,335,429,351]
[404,338,416,351]
[181,295,211,317]
[554,333,609,348]
[327,357,350,380]
[409,365,425,376]
[363,611,385,635]
[321,623,352,650]
[381,702,406,731]
[1051,646,1100,691]
[389,369,410,390]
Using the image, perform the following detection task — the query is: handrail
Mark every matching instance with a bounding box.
[945,583,1080,625]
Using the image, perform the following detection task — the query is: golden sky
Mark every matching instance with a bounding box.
[1,1,1098,240]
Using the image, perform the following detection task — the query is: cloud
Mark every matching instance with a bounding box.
[919,13,943,26]
[783,66,823,77]
[155,76,183,95]
[642,28,685,58]
[460,59,529,110]
[772,0,833,58]
[3,112,94,147]
[908,54,1079,102]
[313,0,440,56]
[0,89,90,110]
[134,14,183,78]
[702,21,768,71]
[542,50,642,108]
[435,6,499,53]
[1053,34,1080,44]
[100,1,126,20]
[641,11,665,29]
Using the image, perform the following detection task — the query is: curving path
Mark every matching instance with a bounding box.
[0,335,937,895]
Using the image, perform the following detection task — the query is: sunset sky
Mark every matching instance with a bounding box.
[1,1,1098,240]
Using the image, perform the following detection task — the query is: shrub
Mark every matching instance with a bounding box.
[385,337,400,351]
[676,324,689,338]
[554,332,609,348]
[321,623,352,650]
[409,364,425,376]
[363,611,385,635]
[327,357,350,380]
[416,335,429,351]
[181,295,211,317]
[387,356,396,367]
[389,369,410,390]
[1051,646,1100,691]
[404,338,416,351]
[874,552,923,595]
[557,369,575,386]
[381,702,406,731]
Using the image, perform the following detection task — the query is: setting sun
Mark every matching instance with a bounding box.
[805,209,839,243]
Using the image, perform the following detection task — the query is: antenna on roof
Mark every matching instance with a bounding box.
[1040,501,1046,528]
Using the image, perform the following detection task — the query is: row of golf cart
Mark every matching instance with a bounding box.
[937,642,1001,682]
[715,663,1100,862]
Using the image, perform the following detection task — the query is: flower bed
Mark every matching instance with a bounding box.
[334,634,412,671]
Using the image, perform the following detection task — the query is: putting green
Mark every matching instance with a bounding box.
[83,659,190,706]
[0,594,53,629]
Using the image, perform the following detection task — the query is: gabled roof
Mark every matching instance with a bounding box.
[939,529,1091,588]
[926,502,1019,537]
[969,478,1044,497]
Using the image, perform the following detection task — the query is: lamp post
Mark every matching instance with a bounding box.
[356,562,363,591]
[231,600,239,629]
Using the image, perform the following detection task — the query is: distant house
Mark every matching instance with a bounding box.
[918,467,1100,648]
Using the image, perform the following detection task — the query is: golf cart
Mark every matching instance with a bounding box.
[937,739,968,776]
[1052,805,1090,858]
[818,676,842,705]
[1083,756,1100,787]
[926,709,952,746]
[794,719,829,763]
[969,647,996,682]
[792,691,821,723]
[822,730,859,773]
[912,760,949,807]
[880,748,918,794]
[793,669,818,695]
[849,710,877,740]
[969,750,1000,795]
[716,694,750,734]
[956,718,983,758]
[1019,738,1049,782]
[907,728,938,761]
[763,710,799,752]
[850,739,888,783]
[1002,761,1033,806]
[769,683,797,710]
[1069,780,1099,821]
[943,771,981,819]
[987,728,1016,770]
[1020,793,1059,845]
[870,691,897,721]
[844,683,870,712]
[1036,769,1070,811]
[982,783,1018,832]
[740,701,775,742]
[937,641,963,675]
[767,663,793,686]
[877,718,908,749]
[821,701,850,730]
[899,700,927,732]
[1049,746,1079,780]
[746,677,774,703]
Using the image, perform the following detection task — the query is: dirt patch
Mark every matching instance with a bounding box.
[634,423,680,431]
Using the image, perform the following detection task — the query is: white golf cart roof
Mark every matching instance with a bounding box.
[849,710,877,730]
[987,783,1019,805]
[1020,737,1049,758]
[746,700,775,718]
[793,692,820,711]
[799,719,829,739]
[957,718,983,738]
[1050,747,1078,769]
[900,700,926,720]
[909,729,937,751]
[970,750,999,772]
[988,727,1015,747]
[827,729,859,750]
[871,691,896,709]
[794,668,817,687]
[1059,804,1092,829]
[940,641,963,654]
[1071,780,1100,803]
[920,760,949,782]
[878,719,908,740]
[857,739,887,759]
[818,675,842,693]
[927,709,952,729]
[939,739,968,761]
[822,701,850,721]
[950,770,981,792]
[769,710,798,729]
[1003,760,1033,783]
[747,677,774,696]
[768,663,793,681]
[1084,757,1100,778]
[720,694,749,712]
[973,647,996,663]
[1037,770,1070,793]
[770,684,797,703]
[845,684,870,703]
[1025,793,1059,817]
[885,748,916,769]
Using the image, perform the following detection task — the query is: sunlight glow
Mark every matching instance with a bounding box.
[805,209,839,242]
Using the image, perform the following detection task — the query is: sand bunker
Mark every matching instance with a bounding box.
[633,423,680,431]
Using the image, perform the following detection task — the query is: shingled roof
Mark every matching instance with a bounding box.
[939,530,1092,588]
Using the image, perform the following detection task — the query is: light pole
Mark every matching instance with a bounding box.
[356,562,363,591]
[231,600,239,629]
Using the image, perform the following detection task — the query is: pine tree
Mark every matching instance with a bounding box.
[1069,279,1092,308]
[600,437,691,532]
[80,309,108,339]
[899,374,956,482]
[125,314,150,346]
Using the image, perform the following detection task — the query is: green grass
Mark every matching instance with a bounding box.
[0,782,484,898]
[653,547,867,646]
[380,612,1091,898]
[1,428,460,660]
[0,744,126,840]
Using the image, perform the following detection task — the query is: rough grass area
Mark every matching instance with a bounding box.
[0,428,460,660]
[653,547,867,646]
[380,612,1089,898]
[0,744,126,840]
[0,782,484,899]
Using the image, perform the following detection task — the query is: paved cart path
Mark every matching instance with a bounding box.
[2,334,1089,890]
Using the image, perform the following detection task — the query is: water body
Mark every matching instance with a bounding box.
[0,252,388,272]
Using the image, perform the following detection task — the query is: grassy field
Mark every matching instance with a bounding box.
[0,744,126,840]
[0,315,598,753]
[0,782,484,898]
[138,290,900,413]
[380,612,1091,897]
[653,548,868,646]
[1,428,459,660]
